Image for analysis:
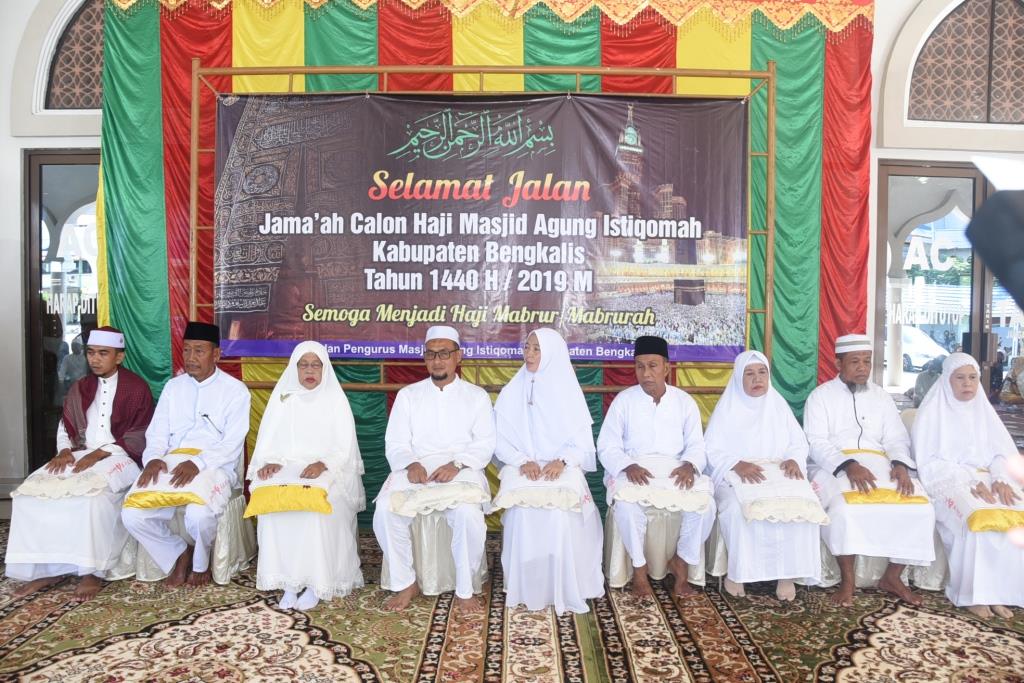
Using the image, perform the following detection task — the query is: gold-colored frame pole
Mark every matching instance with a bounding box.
[188,62,777,365]
[763,60,777,362]
[189,57,201,321]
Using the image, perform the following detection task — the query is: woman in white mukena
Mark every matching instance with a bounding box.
[246,341,365,611]
[493,328,604,614]
[705,351,827,601]
[911,352,1024,618]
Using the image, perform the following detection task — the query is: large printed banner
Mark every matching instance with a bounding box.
[214,95,748,361]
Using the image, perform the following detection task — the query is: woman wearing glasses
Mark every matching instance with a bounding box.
[245,341,365,611]
[493,328,604,614]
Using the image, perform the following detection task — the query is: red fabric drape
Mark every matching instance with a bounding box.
[600,9,676,94]
[817,19,872,382]
[384,365,430,412]
[378,0,452,92]
[602,363,636,411]
[160,2,232,372]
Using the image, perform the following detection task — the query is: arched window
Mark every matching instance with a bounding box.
[908,0,1024,124]
[45,0,103,110]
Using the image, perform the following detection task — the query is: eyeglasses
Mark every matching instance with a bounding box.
[297,361,323,370]
[424,349,457,361]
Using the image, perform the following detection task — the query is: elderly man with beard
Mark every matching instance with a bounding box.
[121,322,251,588]
[6,327,154,600]
[804,334,935,607]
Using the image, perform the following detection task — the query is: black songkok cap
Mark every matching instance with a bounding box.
[634,335,668,359]
[183,321,220,346]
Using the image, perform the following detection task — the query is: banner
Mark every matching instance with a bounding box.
[214,94,748,361]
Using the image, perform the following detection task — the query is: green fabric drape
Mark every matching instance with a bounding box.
[304,2,378,92]
[101,3,171,397]
[336,365,388,526]
[751,12,825,417]
[576,364,606,516]
[523,6,601,92]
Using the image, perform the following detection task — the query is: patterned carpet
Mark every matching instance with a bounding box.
[2,523,1024,682]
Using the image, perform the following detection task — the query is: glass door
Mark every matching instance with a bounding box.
[25,152,101,469]
[876,163,988,404]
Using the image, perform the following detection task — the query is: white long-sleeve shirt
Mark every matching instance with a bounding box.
[597,384,706,478]
[55,371,126,458]
[385,376,495,473]
[142,368,251,486]
[803,376,912,475]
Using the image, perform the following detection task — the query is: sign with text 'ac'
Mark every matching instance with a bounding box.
[214,94,747,361]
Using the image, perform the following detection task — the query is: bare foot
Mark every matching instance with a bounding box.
[73,575,104,601]
[630,566,654,601]
[724,578,746,597]
[165,546,193,588]
[775,579,796,602]
[12,576,63,599]
[992,605,1014,619]
[666,556,696,597]
[454,595,484,615]
[829,582,855,607]
[186,570,212,587]
[877,574,922,606]
[967,605,994,618]
[383,583,420,612]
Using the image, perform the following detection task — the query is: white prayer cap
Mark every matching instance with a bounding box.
[424,325,460,345]
[87,327,125,349]
[835,333,871,355]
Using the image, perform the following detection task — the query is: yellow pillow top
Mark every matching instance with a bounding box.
[123,491,207,509]
[966,508,1024,533]
[243,485,332,518]
[842,488,929,505]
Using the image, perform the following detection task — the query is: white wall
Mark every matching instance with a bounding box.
[870,0,1024,342]
[0,0,99,489]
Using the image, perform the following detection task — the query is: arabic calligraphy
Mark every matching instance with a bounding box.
[388,108,556,162]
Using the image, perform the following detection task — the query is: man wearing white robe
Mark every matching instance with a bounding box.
[598,335,714,598]
[374,326,495,612]
[122,321,251,587]
[6,327,153,600]
[804,333,935,606]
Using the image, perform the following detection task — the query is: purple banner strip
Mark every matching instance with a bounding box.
[221,339,743,363]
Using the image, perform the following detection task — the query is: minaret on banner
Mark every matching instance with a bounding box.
[613,104,644,217]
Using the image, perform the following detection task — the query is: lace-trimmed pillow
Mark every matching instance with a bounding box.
[725,465,829,524]
[389,481,490,518]
[492,467,587,512]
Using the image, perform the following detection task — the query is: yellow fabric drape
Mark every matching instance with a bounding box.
[232,0,305,93]
[675,365,729,425]
[452,5,524,92]
[675,8,751,97]
[241,360,288,460]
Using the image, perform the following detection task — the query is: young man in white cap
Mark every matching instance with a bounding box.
[121,321,251,588]
[804,333,935,607]
[597,335,714,599]
[374,325,495,612]
[6,326,154,600]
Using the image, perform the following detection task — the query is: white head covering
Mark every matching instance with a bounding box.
[247,341,364,503]
[912,352,1018,472]
[494,327,595,468]
[835,333,871,355]
[425,325,460,345]
[704,350,807,485]
[87,329,125,349]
